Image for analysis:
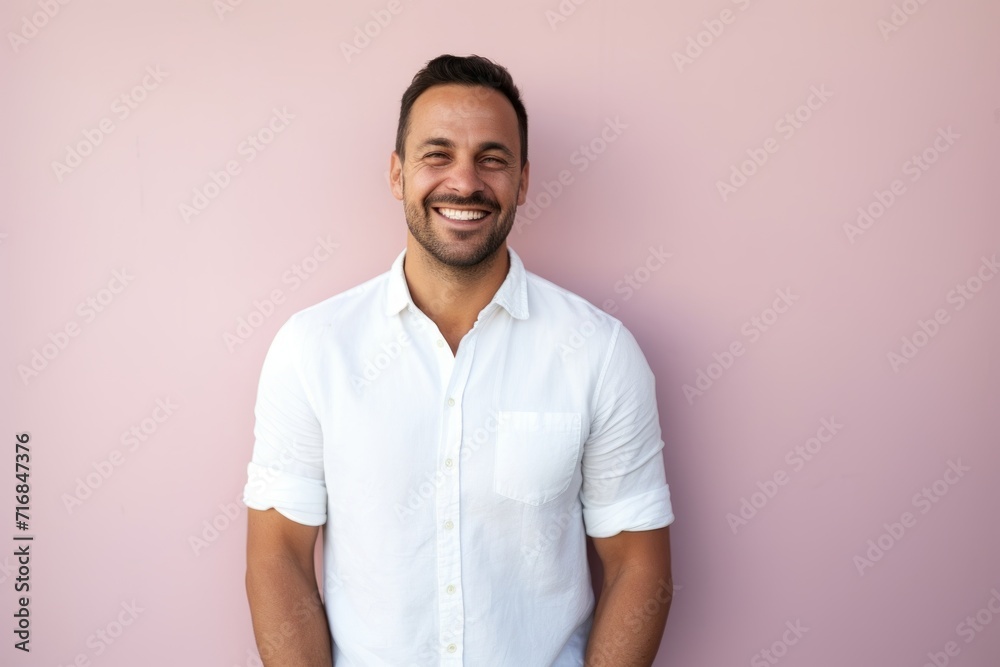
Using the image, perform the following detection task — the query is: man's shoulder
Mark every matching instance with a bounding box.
[519,267,661,371]
[279,266,390,339]
[524,268,623,334]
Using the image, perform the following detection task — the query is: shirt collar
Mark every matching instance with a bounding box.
[384,246,529,320]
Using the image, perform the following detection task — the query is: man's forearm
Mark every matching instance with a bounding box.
[246,556,333,666]
[584,568,673,667]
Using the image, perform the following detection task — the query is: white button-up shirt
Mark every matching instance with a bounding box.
[243,246,674,666]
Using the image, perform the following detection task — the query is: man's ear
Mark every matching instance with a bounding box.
[517,160,530,206]
[389,151,403,201]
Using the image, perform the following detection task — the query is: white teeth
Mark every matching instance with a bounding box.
[438,207,489,221]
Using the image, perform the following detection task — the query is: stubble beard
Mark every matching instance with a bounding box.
[402,180,517,276]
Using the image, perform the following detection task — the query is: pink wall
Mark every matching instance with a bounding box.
[4,1,999,665]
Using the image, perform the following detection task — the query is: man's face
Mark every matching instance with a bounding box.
[390,84,529,269]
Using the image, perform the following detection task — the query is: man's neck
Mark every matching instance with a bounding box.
[402,238,510,353]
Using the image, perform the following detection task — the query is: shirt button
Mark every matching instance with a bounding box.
[447,644,457,653]
[447,398,456,407]
[446,584,456,594]
[444,520,454,530]
[444,458,454,468]
[436,339,445,348]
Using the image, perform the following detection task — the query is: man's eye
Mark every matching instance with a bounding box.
[482,156,506,165]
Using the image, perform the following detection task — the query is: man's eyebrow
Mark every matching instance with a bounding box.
[416,138,516,159]
[416,137,456,152]
[478,141,516,159]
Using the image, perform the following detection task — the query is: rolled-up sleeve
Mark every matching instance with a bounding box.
[242,315,327,526]
[581,323,674,538]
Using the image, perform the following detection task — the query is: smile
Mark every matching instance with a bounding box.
[434,207,491,222]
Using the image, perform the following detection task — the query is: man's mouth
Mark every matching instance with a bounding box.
[434,207,492,222]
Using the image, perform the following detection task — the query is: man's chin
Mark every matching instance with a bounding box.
[405,209,512,270]
[428,246,498,269]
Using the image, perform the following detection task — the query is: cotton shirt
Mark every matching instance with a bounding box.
[243,246,674,667]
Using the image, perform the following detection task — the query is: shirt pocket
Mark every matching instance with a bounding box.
[493,411,582,506]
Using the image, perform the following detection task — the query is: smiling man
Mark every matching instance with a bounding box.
[243,54,675,666]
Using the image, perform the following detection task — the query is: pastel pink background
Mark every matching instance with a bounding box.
[4,1,999,665]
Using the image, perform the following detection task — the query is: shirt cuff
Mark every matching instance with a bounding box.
[242,461,328,526]
[583,484,675,538]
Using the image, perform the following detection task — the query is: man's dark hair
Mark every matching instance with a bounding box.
[395,54,528,168]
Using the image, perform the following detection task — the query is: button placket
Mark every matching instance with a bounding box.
[435,335,477,663]
[435,317,494,663]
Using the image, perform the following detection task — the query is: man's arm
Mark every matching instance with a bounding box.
[246,507,332,666]
[584,526,673,667]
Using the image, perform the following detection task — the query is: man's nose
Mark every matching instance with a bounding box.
[445,157,486,195]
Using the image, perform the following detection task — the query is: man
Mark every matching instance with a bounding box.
[244,54,674,666]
